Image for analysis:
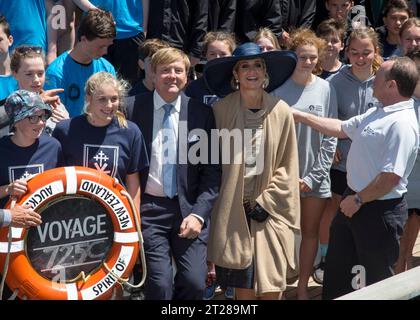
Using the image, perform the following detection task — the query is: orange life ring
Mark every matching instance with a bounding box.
[0,166,140,300]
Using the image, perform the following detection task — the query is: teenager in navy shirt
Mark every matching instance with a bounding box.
[53,72,149,211]
[185,31,236,106]
[129,38,170,96]
[0,90,63,209]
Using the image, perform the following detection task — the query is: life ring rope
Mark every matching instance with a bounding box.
[79,245,135,300]
[66,271,90,284]
[119,189,147,290]
[103,262,130,284]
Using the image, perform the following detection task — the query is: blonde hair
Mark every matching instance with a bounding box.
[346,27,384,74]
[254,27,281,50]
[84,72,130,128]
[288,28,326,75]
[151,47,191,73]
[400,17,420,37]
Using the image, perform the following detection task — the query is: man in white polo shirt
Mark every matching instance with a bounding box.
[292,57,419,299]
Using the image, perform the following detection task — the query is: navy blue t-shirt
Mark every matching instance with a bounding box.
[0,133,63,208]
[128,80,152,96]
[185,77,220,106]
[376,26,400,59]
[320,64,344,80]
[52,115,149,185]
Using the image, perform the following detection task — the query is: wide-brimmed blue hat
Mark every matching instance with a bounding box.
[203,42,297,98]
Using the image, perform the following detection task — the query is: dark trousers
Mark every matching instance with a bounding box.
[104,32,145,85]
[140,194,207,300]
[322,190,407,300]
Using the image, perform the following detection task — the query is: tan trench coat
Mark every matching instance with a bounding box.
[207,91,301,295]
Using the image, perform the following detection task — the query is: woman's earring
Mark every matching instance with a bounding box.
[235,79,240,90]
[262,76,269,89]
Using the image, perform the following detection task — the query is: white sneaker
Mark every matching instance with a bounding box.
[313,257,325,285]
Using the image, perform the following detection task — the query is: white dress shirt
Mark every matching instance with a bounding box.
[0,209,12,227]
[144,91,204,224]
[145,91,180,197]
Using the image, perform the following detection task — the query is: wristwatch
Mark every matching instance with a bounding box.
[354,193,363,207]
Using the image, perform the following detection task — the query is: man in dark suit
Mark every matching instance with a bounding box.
[127,47,221,300]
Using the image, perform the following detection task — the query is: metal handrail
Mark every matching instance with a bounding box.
[336,266,420,300]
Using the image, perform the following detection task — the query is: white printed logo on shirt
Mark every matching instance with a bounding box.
[203,95,219,106]
[8,164,44,182]
[83,144,119,177]
[362,126,376,136]
[308,105,324,115]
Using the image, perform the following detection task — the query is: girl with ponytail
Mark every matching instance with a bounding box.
[53,71,149,211]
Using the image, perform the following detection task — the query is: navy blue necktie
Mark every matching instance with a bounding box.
[162,104,177,198]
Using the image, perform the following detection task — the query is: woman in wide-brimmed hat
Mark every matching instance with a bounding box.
[204,42,301,300]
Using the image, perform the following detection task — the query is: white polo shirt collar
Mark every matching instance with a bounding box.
[382,98,414,113]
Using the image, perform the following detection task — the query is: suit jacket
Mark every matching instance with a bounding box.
[280,0,316,32]
[126,92,221,236]
[209,0,236,32]
[0,209,7,227]
[235,0,283,43]
[146,0,209,58]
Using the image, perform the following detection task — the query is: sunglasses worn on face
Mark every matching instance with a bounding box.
[27,114,49,124]
[15,46,43,55]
